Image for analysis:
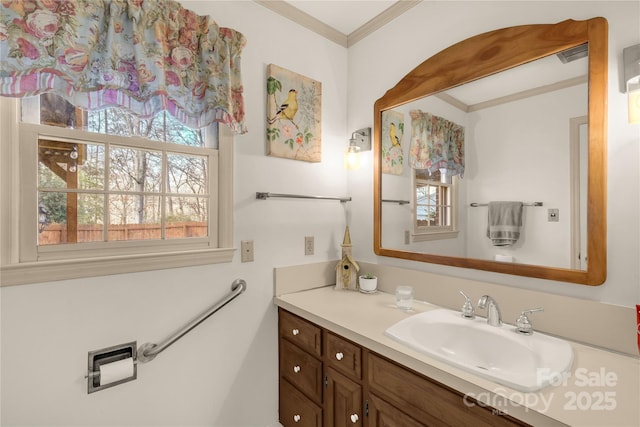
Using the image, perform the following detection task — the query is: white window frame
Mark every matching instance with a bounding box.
[411,170,459,242]
[0,98,235,286]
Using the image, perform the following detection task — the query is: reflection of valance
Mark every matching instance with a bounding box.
[0,0,247,134]
[409,110,464,177]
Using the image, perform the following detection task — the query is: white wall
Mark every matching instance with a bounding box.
[347,1,640,305]
[0,1,348,425]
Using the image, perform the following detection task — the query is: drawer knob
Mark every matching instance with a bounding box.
[350,414,359,423]
[335,352,344,361]
[293,414,301,423]
[293,365,301,373]
[292,328,300,336]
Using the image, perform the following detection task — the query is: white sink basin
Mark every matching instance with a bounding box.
[385,308,573,392]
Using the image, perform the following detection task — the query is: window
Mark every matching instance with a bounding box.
[0,95,234,285]
[412,169,459,242]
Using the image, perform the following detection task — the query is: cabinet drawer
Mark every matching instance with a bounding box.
[280,339,323,403]
[280,379,322,427]
[368,393,426,427]
[325,331,362,379]
[367,353,529,427]
[279,309,322,357]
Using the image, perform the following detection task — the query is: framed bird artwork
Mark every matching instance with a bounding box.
[381,109,405,175]
[266,64,322,162]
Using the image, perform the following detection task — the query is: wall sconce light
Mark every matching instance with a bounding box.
[623,44,640,124]
[345,127,371,170]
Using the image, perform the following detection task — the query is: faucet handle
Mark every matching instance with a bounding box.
[515,308,544,335]
[459,291,475,319]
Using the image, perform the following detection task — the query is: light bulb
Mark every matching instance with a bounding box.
[344,145,361,170]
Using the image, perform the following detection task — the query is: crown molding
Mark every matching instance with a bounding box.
[347,0,422,47]
[254,0,348,47]
[254,1,423,48]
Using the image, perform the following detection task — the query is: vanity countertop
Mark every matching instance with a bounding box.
[274,286,640,427]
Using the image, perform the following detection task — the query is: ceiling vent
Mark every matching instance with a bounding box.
[557,43,589,64]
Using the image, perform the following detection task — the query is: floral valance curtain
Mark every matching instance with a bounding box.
[409,109,465,177]
[0,0,247,134]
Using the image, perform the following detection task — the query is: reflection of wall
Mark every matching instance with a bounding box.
[465,84,587,266]
[382,81,589,268]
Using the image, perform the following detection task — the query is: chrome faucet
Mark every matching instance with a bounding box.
[477,295,502,326]
[458,290,475,319]
[515,308,544,335]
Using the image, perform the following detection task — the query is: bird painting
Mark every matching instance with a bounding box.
[381,110,405,175]
[389,122,401,149]
[268,89,298,125]
[266,64,321,162]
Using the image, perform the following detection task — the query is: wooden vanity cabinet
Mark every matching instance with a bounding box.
[278,308,529,427]
[279,308,364,427]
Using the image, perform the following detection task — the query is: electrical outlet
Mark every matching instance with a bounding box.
[305,236,314,255]
[548,209,559,222]
[241,240,254,262]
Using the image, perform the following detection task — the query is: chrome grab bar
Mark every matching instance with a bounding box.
[137,279,247,363]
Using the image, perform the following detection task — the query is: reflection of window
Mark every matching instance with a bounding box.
[412,169,458,241]
[2,95,234,285]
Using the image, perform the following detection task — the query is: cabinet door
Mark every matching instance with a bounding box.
[280,379,323,427]
[367,394,426,427]
[325,367,362,427]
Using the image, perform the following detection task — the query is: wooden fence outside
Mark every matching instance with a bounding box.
[39,222,207,244]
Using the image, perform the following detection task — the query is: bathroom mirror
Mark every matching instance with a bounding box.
[373,18,607,285]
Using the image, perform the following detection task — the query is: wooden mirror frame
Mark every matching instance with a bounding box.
[373,18,607,285]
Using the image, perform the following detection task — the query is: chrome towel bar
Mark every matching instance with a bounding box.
[256,192,351,203]
[137,278,246,363]
[470,202,543,207]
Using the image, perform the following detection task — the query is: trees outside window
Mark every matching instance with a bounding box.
[1,94,234,286]
[34,95,212,246]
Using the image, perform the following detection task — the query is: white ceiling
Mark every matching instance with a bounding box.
[286,0,398,35]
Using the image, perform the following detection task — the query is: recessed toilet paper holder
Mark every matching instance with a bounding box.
[87,341,137,394]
